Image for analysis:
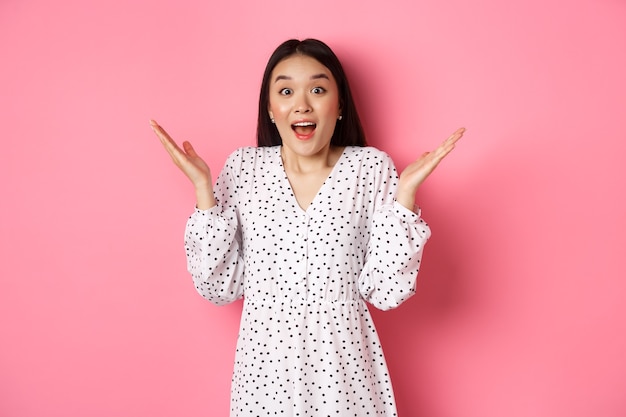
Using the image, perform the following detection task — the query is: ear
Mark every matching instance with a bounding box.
[268,110,274,120]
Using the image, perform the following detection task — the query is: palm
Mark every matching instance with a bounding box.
[399,127,465,190]
[151,120,212,187]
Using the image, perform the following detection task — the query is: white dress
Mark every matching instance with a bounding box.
[185,145,431,416]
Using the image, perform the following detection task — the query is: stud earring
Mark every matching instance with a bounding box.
[271,118,275,124]
[338,115,343,121]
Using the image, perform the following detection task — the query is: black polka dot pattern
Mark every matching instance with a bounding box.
[185,146,431,416]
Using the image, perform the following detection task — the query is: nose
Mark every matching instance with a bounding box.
[294,92,312,113]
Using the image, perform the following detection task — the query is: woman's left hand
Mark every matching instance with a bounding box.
[396,127,465,210]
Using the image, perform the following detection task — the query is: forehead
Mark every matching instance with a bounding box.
[271,54,334,81]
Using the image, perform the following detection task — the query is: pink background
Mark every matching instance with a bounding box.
[1,0,625,416]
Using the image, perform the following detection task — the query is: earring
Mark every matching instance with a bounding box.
[271,118,275,124]
[338,115,343,121]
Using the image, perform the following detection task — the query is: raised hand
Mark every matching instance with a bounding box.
[396,127,465,210]
[151,120,216,209]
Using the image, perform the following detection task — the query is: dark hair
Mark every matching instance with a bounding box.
[257,39,367,147]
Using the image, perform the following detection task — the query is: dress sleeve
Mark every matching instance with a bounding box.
[358,152,432,311]
[184,151,245,306]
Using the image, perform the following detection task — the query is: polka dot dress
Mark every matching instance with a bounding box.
[185,146,431,416]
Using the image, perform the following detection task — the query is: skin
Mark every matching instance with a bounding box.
[267,55,344,210]
[151,55,465,211]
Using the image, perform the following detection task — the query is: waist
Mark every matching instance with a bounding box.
[243,296,362,307]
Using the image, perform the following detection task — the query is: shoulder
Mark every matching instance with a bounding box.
[223,146,279,168]
[225,146,276,160]
[343,146,396,168]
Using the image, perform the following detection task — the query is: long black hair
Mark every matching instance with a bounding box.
[257,39,367,147]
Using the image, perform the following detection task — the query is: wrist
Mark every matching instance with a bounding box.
[395,186,417,211]
[194,186,216,210]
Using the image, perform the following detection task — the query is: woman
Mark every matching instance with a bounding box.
[152,38,464,416]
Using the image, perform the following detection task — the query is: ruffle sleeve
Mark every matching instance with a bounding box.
[184,150,245,306]
[358,153,432,310]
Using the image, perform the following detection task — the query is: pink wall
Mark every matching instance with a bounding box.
[1,0,625,416]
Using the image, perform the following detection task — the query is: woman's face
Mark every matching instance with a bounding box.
[268,54,341,157]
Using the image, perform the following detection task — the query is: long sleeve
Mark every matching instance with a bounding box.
[184,151,245,306]
[358,153,432,310]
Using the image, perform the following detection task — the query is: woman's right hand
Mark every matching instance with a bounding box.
[151,120,216,209]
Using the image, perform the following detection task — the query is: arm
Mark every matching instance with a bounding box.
[184,153,246,305]
[358,154,431,310]
[359,129,464,310]
[151,120,244,305]
[184,151,247,305]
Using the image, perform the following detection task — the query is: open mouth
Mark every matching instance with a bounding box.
[291,121,317,137]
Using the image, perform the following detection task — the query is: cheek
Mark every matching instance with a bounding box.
[323,95,341,115]
[269,97,290,116]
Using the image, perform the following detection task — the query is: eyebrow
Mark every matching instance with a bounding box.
[273,73,330,83]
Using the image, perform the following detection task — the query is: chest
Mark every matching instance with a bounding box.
[282,168,333,212]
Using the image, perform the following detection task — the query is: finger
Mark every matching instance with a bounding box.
[433,127,464,156]
[182,141,199,159]
[443,127,465,146]
[160,135,185,162]
[429,142,458,166]
[150,119,169,141]
[434,145,456,162]
[150,120,176,146]
[151,120,185,157]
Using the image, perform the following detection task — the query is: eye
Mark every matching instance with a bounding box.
[279,88,293,96]
[311,87,326,94]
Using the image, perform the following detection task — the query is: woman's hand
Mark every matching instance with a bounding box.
[396,127,465,210]
[151,120,216,209]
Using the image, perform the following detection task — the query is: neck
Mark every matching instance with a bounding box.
[281,146,342,175]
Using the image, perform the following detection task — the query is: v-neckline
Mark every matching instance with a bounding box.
[277,146,347,213]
